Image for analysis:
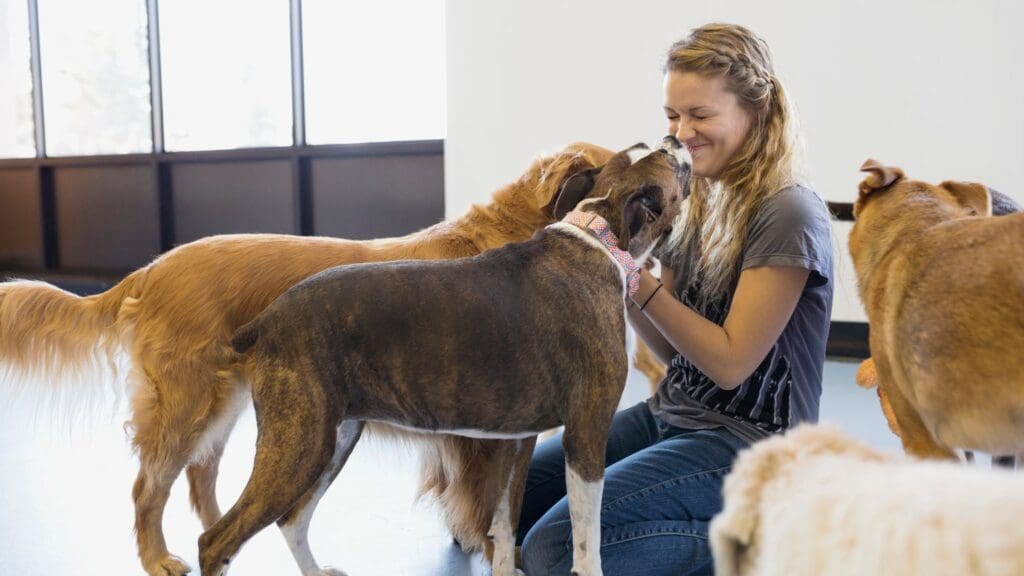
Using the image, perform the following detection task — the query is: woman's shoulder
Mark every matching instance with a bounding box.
[766,182,827,212]
[755,182,831,230]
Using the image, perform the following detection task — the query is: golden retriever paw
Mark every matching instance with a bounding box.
[146,554,192,576]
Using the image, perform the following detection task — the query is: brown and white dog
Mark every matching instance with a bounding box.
[197,139,691,576]
[849,160,1024,462]
[0,142,617,576]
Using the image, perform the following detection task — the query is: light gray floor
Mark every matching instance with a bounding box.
[0,360,900,575]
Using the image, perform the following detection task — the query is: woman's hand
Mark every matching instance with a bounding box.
[632,265,809,389]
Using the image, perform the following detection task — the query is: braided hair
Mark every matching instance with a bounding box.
[663,23,802,313]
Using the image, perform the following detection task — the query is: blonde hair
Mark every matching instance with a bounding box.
[664,23,802,312]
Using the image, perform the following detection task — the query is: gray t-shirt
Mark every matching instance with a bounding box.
[648,184,834,444]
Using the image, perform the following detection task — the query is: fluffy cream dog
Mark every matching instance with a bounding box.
[711,425,1024,576]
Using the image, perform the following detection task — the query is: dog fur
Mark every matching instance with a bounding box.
[853,189,1022,465]
[710,424,1024,576]
[0,142,616,576]
[848,161,1024,462]
[196,141,691,576]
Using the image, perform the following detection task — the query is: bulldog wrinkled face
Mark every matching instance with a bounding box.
[554,136,692,261]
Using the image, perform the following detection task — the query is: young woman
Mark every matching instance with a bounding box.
[518,23,834,575]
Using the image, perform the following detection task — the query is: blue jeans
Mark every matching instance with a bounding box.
[517,402,748,576]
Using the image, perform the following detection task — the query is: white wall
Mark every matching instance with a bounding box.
[445,0,1024,322]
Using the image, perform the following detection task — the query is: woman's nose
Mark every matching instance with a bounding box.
[673,120,696,142]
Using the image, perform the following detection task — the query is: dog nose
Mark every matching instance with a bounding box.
[660,135,692,169]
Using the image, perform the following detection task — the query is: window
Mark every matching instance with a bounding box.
[159,0,293,151]
[0,0,36,158]
[4,0,446,156]
[38,0,152,156]
[303,0,445,144]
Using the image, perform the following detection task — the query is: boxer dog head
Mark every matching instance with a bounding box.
[552,136,692,263]
[850,159,995,294]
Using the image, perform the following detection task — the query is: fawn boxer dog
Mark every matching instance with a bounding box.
[197,138,691,576]
[850,160,1024,462]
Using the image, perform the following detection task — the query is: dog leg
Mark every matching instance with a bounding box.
[881,381,958,461]
[563,409,616,576]
[185,386,248,530]
[187,442,227,530]
[277,420,365,576]
[131,368,244,575]
[199,370,339,576]
[488,437,537,576]
[133,454,194,576]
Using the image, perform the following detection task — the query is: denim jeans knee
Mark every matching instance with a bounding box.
[520,517,572,575]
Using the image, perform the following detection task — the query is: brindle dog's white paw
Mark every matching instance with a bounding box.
[146,554,192,576]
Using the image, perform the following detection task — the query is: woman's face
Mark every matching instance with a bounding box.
[663,70,752,180]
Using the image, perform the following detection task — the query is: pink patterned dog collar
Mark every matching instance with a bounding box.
[561,210,640,297]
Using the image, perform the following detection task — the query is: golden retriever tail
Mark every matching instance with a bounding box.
[0,269,147,418]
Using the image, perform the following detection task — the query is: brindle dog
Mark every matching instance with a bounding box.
[197,138,691,576]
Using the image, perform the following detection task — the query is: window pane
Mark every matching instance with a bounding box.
[303,0,445,144]
[0,0,36,157]
[160,0,292,151]
[38,0,152,156]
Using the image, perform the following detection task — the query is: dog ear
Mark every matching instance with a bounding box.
[618,186,660,250]
[941,180,992,217]
[709,437,789,576]
[858,159,905,196]
[538,143,614,218]
[552,166,602,220]
[708,518,748,576]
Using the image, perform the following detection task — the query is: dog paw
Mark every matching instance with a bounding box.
[314,568,348,576]
[489,569,524,576]
[146,554,192,576]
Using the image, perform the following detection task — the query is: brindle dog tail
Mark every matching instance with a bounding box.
[231,321,260,354]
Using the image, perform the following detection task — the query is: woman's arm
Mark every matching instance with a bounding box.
[632,265,809,390]
[626,263,680,365]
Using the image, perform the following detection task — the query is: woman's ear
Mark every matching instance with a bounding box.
[552,166,602,220]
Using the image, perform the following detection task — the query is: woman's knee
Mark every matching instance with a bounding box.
[520,517,572,575]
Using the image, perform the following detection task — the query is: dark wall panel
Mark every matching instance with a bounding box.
[0,168,44,269]
[312,154,444,239]
[55,165,160,271]
[171,160,296,245]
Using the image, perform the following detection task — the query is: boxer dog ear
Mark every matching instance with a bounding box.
[858,159,905,196]
[619,185,662,251]
[941,180,993,217]
[854,159,906,219]
[553,166,602,220]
